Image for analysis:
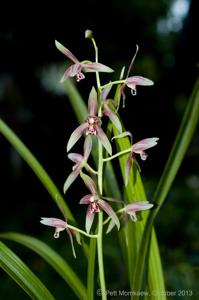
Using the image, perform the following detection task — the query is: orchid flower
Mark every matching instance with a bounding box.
[125,137,159,185]
[102,86,122,133]
[125,201,154,222]
[55,40,113,83]
[125,76,154,96]
[63,136,92,193]
[79,173,120,233]
[40,217,77,258]
[67,86,112,155]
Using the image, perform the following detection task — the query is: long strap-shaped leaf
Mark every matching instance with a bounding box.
[132,78,199,299]
[0,118,74,222]
[0,233,87,300]
[0,241,55,300]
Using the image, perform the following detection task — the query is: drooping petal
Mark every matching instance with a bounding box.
[67,123,88,152]
[81,62,114,73]
[103,103,122,133]
[132,138,159,153]
[125,153,133,186]
[98,199,120,230]
[80,172,97,194]
[88,86,98,116]
[102,197,123,203]
[85,206,95,233]
[65,227,76,258]
[79,194,93,204]
[63,167,81,193]
[96,127,112,155]
[83,136,92,161]
[68,153,84,164]
[60,63,82,83]
[55,40,79,63]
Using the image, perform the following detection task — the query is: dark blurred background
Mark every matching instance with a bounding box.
[0,0,199,299]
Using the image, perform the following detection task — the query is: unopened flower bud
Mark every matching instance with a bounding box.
[85,29,93,39]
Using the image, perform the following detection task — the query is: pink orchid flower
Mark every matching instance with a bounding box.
[125,137,159,185]
[67,86,112,155]
[79,173,120,233]
[64,136,92,193]
[125,76,154,96]
[125,201,153,222]
[40,217,77,258]
[55,40,113,83]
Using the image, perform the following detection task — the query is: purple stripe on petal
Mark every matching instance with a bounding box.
[67,123,88,152]
[88,87,98,116]
[96,127,112,155]
[55,40,79,63]
[83,136,92,161]
[63,167,81,193]
[79,194,93,204]
[85,206,95,233]
[82,62,114,73]
[98,199,120,230]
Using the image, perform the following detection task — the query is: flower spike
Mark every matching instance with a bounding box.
[55,40,113,83]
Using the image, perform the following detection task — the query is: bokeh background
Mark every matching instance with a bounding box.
[0,0,199,299]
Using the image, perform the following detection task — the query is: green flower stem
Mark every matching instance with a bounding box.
[101,80,125,89]
[97,139,106,300]
[92,34,107,300]
[91,37,101,89]
[103,147,132,162]
[67,225,98,239]
[85,163,98,175]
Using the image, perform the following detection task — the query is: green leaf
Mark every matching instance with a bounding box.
[0,233,87,300]
[132,78,199,299]
[0,241,55,300]
[0,119,74,222]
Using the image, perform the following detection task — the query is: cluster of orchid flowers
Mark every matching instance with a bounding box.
[40,32,158,257]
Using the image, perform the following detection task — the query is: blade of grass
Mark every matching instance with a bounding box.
[0,232,87,300]
[0,241,55,300]
[133,78,199,299]
[0,118,74,222]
